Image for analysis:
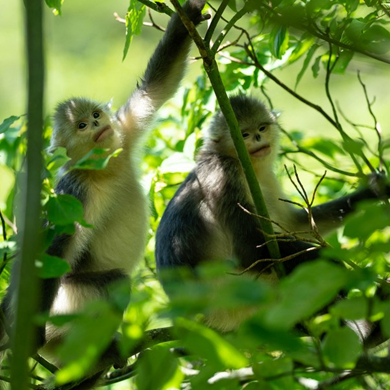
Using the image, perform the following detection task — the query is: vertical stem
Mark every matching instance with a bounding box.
[169,0,284,277]
[204,0,230,45]
[11,0,45,388]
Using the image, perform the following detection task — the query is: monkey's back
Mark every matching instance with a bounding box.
[155,152,251,273]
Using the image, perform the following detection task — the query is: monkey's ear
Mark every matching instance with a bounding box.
[104,99,114,111]
[271,109,282,119]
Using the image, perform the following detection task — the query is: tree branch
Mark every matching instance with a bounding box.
[11,0,45,389]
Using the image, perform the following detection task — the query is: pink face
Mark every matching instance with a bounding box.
[241,123,276,160]
[76,110,114,145]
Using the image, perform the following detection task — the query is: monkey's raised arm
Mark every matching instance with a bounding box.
[292,178,390,236]
[117,0,207,137]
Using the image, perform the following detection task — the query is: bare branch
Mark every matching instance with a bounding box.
[235,246,320,275]
[113,12,126,24]
[357,71,385,170]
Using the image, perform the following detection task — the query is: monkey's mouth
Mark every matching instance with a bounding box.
[94,125,113,143]
[250,144,271,157]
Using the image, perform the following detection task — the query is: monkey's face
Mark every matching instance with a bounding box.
[52,98,122,162]
[241,122,280,163]
[203,97,279,166]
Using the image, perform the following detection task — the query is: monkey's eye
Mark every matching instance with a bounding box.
[92,111,100,119]
[259,125,267,132]
[242,132,250,139]
[78,122,87,130]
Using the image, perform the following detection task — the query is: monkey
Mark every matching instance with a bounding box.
[155,95,390,333]
[0,1,208,388]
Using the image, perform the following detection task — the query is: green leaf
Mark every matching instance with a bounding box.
[305,138,345,158]
[136,347,183,390]
[311,55,322,78]
[295,44,320,89]
[56,301,122,384]
[175,318,248,370]
[342,139,364,155]
[322,327,362,368]
[44,0,63,15]
[227,0,237,12]
[123,0,146,61]
[159,152,196,174]
[332,50,354,74]
[270,25,289,59]
[0,165,15,205]
[266,261,349,329]
[254,356,293,378]
[330,296,368,320]
[344,201,390,241]
[36,254,71,279]
[45,146,71,172]
[380,305,390,338]
[71,148,122,171]
[45,194,90,227]
[0,116,20,134]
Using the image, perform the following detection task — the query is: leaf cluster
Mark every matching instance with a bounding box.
[0,0,389,389]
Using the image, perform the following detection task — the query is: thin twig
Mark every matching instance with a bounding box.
[113,12,126,24]
[204,0,230,45]
[280,128,358,177]
[211,4,249,54]
[244,44,340,131]
[33,354,58,374]
[357,70,385,170]
[235,246,320,275]
[145,7,166,31]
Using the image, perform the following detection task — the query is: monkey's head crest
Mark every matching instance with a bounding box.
[203,95,280,162]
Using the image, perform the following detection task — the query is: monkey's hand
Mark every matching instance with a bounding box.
[366,172,390,199]
[182,0,210,26]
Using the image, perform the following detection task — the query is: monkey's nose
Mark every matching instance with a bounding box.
[255,134,261,141]
[93,120,99,126]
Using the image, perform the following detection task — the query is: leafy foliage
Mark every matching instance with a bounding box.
[0,0,390,389]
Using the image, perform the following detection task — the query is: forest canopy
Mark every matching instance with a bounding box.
[0,0,390,389]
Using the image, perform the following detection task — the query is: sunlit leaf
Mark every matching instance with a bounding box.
[330,296,368,320]
[311,54,322,78]
[45,0,63,15]
[344,201,390,241]
[71,148,122,171]
[270,25,289,59]
[123,0,146,60]
[322,327,362,368]
[295,44,320,89]
[342,139,364,155]
[159,152,196,174]
[36,254,71,278]
[55,301,122,384]
[0,116,20,134]
[266,261,349,329]
[175,317,248,370]
[44,194,90,227]
[136,347,184,390]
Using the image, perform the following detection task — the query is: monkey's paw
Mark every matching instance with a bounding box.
[367,172,390,198]
[185,0,211,26]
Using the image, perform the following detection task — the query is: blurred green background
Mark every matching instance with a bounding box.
[1,0,390,131]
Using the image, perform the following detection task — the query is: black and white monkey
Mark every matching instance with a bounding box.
[155,95,390,332]
[0,0,208,387]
